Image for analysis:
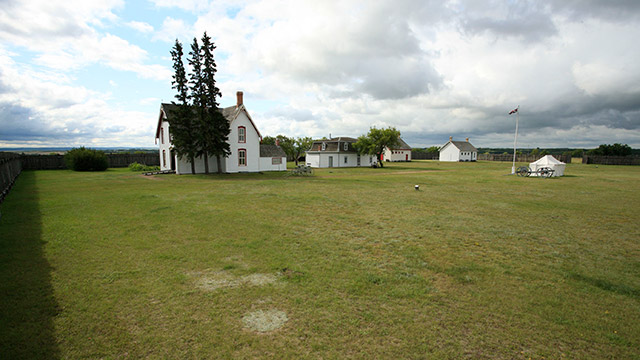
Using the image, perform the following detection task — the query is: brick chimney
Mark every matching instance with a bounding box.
[449,136,452,142]
[236,91,243,107]
[466,137,469,142]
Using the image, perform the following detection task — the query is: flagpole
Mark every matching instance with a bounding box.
[511,106,519,174]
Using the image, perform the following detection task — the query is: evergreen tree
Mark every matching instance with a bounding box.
[187,37,212,173]
[169,39,197,174]
[200,32,230,174]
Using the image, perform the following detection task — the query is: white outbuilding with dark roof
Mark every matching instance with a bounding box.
[382,137,412,162]
[439,137,478,162]
[305,137,377,168]
[155,91,287,174]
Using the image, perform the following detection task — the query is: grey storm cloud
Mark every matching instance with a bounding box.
[0,102,94,141]
[550,0,640,22]
[461,14,557,42]
[258,1,444,100]
[353,57,441,100]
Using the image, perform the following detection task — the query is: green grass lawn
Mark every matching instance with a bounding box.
[1,161,639,359]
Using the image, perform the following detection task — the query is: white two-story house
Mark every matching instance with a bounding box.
[155,92,287,174]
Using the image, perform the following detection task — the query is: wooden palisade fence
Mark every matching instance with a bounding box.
[582,155,640,165]
[477,153,572,163]
[411,152,572,163]
[20,153,160,170]
[411,152,439,160]
[0,152,22,204]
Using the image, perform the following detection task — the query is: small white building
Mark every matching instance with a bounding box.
[382,137,412,162]
[155,92,287,174]
[439,137,478,162]
[305,137,377,168]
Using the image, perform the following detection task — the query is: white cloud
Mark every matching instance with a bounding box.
[149,0,211,12]
[0,47,157,147]
[127,20,154,33]
[153,17,196,43]
[0,0,170,80]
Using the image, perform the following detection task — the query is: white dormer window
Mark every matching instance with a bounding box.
[322,142,326,151]
[344,142,348,151]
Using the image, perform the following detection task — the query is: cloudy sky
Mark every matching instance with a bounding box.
[1,0,639,149]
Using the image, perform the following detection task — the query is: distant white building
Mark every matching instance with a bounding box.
[305,137,377,168]
[155,92,287,174]
[439,137,478,162]
[382,137,412,162]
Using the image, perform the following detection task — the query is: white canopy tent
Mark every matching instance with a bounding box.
[529,155,566,177]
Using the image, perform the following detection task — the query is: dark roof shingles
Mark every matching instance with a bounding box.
[260,144,286,157]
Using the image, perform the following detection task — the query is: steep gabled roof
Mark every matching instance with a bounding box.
[155,103,262,140]
[388,137,411,150]
[441,140,478,152]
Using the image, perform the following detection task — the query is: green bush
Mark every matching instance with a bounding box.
[64,147,108,171]
[128,162,160,172]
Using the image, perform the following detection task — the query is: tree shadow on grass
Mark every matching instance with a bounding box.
[569,272,640,300]
[0,171,60,359]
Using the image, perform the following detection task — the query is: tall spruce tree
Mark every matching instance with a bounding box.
[187,37,212,173]
[200,32,230,174]
[169,39,197,174]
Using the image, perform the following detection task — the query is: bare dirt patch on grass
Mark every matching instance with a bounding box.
[137,174,165,180]
[193,271,278,291]
[242,309,289,333]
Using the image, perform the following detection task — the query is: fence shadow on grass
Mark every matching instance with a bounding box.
[0,171,60,359]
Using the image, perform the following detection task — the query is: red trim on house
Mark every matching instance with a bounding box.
[238,148,247,166]
[234,105,262,139]
[238,126,246,143]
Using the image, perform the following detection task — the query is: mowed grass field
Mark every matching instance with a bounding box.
[1,161,639,359]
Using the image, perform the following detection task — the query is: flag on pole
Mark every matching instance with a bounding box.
[509,107,518,115]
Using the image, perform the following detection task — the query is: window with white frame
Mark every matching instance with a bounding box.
[322,142,326,150]
[344,142,348,151]
[162,150,166,166]
[238,149,246,166]
[238,126,246,143]
[161,128,164,144]
[344,156,348,164]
